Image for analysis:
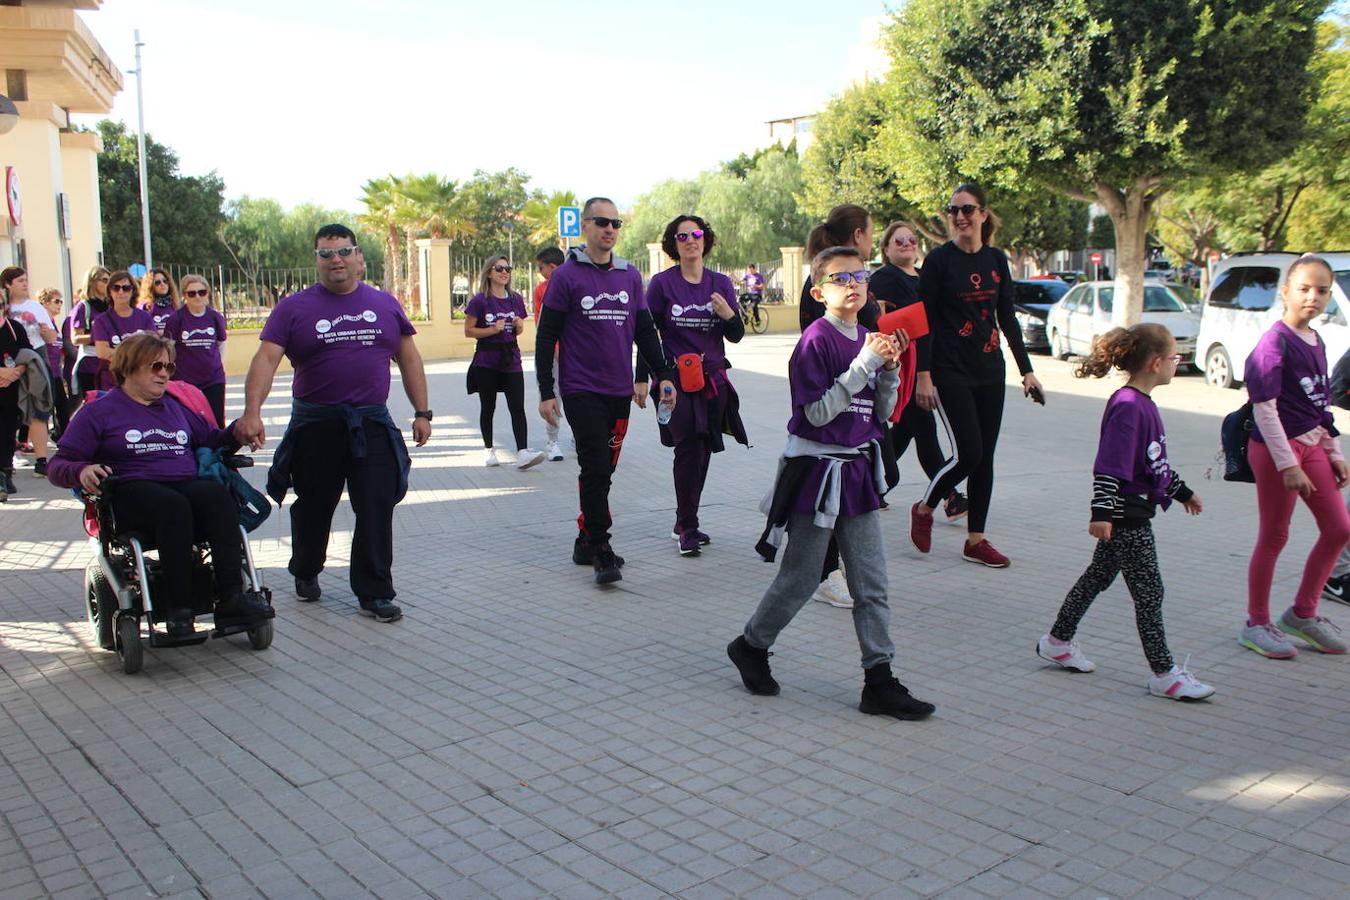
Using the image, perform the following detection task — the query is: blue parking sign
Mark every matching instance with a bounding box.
[558,206,581,238]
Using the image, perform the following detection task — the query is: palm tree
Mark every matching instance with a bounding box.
[521,189,580,249]
[358,176,404,299]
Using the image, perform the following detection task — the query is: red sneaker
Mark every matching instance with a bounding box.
[910,503,933,553]
[963,539,1010,568]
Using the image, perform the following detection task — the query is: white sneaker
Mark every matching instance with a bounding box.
[516,448,546,470]
[1148,658,1215,701]
[812,570,853,609]
[1036,633,1096,673]
[546,440,564,461]
[484,448,501,467]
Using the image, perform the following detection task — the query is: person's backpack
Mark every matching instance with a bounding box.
[1331,347,1350,411]
[1220,402,1257,483]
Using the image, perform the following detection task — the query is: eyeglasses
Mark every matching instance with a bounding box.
[675,230,705,242]
[492,265,513,273]
[109,283,134,293]
[316,246,359,260]
[152,279,168,286]
[820,271,871,287]
[946,204,982,218]
[148,361,177,375]
[184,288,209,298]
[585,216,623,229]
[892,236,918,247]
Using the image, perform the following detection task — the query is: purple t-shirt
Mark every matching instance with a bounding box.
[1246,321,1334,442]
[465,291,526,372]
[91,307,156,349]
[259,282,416,406]
[166,306,227,388]
[147,299,175,334]
[47,388,233,487]
[646,268,739,369]
[787,317,885,516]
[1094,386,1178,509]
[542,254,647,397]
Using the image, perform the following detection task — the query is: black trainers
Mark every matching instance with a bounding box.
[572,535,594,566]
[1324,572,1350,606]
[2,468,18,496]
[358,598,402,623]
[294,576,321,602]
[32,457,47,478]
[860,665,935,720]
[593,545,623,584]
[944,490,969,521]
[166,610,195,638]
[215,590,274,623]
[727,635,780,696]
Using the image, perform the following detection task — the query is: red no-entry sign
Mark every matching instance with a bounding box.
[1090,252,1102,264]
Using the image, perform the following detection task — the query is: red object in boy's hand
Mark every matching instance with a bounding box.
[877,304,929,340]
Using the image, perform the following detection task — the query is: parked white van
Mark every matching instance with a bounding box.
[1197,252,1350,388]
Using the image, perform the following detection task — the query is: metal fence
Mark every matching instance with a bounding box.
[156,262,387,326]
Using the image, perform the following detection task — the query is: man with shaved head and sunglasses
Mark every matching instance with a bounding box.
[535,196,677,586]
[239,224,432,624]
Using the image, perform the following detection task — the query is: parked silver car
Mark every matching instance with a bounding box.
[1046,280,1200,365]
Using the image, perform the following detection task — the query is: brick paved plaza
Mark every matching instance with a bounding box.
[3,335,1350,899]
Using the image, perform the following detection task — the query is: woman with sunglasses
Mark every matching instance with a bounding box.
[137,266,180,334]
[92,272,155,391]
[869,223,969,521]
[465,256,546,469]
[48,333,270,638]
[909,184,1043,568]
[70,266,110,400]
[637,215,748,556]
[165,275,228,426]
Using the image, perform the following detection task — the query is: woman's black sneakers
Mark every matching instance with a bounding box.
[860,664,935,720]
[727,636,780,696]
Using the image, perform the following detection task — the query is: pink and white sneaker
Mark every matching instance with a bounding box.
[1147,659,1215,701]
[1036,633,1096,673]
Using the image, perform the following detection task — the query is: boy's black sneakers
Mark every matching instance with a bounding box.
[593,545,623,584]
[1323,572,1350,605]
[860,664,935,720]
[727,635,780,696]
[32,457,47,478]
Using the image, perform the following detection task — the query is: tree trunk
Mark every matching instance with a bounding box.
[1096,178,1158,328]
[404,227,420,314]
[385,225,401,297]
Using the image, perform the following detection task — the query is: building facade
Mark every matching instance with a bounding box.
[0,1,122,301]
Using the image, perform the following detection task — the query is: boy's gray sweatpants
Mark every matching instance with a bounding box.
[744,510,895,668]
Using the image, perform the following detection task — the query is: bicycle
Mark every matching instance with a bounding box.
[739,293,769,335]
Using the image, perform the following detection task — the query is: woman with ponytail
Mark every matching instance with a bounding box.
[909,184,1042,567]
[1036,323,1214,701]
[799,205,879,332]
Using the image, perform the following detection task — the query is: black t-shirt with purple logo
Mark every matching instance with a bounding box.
[917,241,1032,386]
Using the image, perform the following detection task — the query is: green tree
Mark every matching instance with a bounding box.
[885,0,1326,324]
[358,176,404,296]
[95,120,227,267]
[998,193,1090,273]
[521,189,581,249]
[615,177,704,261]
[458,168,530,260]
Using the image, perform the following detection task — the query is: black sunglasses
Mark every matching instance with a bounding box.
[492,265,513,273]
[109,283,134,292]
[585,216,623,229]
[946,204,982,218]
[184,288,209,298]
[148,361,177,375]
[316,246,359,259]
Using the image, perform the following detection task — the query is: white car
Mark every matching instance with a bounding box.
[1046,280,1201,364]
[1197,252,1350,389]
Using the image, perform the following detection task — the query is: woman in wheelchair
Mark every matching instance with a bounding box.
[48,333,271,638]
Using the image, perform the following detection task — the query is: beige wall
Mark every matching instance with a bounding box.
[59,130,104,289]
[2,102,68,296]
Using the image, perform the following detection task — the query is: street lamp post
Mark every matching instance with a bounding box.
[131,30,152,268]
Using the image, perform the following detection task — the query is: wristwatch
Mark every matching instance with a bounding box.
[414,410,434,421]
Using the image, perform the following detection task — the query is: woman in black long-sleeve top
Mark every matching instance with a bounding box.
[908,184,1043,568]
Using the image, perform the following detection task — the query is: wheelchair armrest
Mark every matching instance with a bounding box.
[222,455,254,469]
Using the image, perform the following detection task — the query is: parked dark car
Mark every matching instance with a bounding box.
[1013,279,1070,352]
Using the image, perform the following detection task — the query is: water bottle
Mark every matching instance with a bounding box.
[656,385,674,425]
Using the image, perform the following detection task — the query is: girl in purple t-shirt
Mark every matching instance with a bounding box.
[1037,324,1214,701]
[638,215,748,557]
[464,256,545,470]
[1241,255,1350,659]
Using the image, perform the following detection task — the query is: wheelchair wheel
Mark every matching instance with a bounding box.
[247,620,273,651]
[116,614,143,674]
[85,563,116,650]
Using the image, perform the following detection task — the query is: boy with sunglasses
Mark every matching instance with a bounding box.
[535,197,676,585]
[729,247,935,720]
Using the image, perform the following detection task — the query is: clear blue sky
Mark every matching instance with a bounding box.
[76,0,893,212]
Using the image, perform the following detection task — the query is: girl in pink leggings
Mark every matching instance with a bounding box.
[1241,255,1350,659]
